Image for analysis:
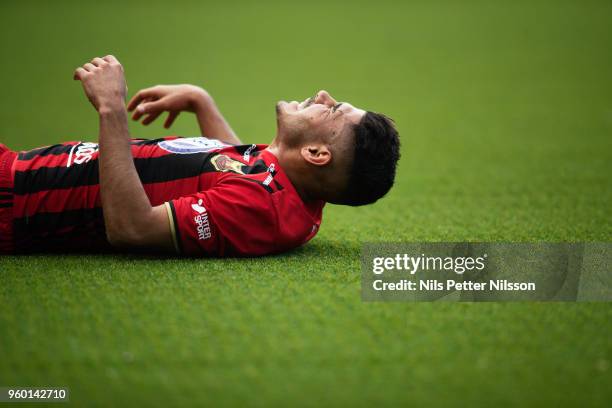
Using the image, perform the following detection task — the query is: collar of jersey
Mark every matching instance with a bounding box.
[259,148,326,217]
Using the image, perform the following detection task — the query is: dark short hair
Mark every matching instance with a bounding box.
[338,111,400,206]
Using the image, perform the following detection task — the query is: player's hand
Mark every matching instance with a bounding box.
[127,84,210,128]
[73,55,127,112]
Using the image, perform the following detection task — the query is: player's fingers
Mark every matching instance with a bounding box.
[83,63,96,72]
[141,111,162,126]
[73,67,87,80]
[131,99,160,120]
[164,111,179,128]
[91,57,107,67]
[131,105,146,120]
[102,54,119,64]
[137,100,164,115]
[127,92,145,112]
[131,101,148,120]
[127,89,157,111]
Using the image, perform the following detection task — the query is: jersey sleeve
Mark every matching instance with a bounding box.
[164,176,279,256]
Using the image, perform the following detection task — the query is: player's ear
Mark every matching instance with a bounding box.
[301,144,331,166]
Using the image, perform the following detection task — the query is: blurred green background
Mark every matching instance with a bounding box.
[1,0,611,406]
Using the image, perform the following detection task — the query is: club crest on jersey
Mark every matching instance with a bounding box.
[158,137,228,154]
[211,154,245,174]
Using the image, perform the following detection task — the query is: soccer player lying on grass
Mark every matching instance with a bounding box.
[0,55,400,256]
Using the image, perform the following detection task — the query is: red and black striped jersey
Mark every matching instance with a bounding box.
[5,136,325,256]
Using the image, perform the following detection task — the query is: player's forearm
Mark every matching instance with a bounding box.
[98,106,154,246]
[194,96,242,145]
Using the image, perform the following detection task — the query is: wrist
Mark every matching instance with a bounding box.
[98,101,126,115]
[190,88,213,112]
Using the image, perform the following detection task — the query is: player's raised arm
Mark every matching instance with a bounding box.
[74,55,174,251]
[127,84,242,145]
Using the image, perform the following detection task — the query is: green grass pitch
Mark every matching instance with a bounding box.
[1,0,611,406]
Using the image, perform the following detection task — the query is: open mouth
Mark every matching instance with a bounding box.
[296,94,317,111]
[278,94,317,113]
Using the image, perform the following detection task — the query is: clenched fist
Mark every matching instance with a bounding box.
[74,55,127,112]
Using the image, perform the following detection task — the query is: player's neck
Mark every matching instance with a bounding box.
[266,144,316,203]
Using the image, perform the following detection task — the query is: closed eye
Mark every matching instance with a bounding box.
[332,103,343,112]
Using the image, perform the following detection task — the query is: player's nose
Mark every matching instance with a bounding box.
[315,90,337,107]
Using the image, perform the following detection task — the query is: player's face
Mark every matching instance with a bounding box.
[275,90,366,146]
